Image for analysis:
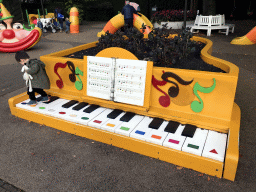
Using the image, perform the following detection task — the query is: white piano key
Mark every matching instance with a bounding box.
[31,99,66,114]
[202,130,227,162]
[100,112,126,132]
[87,108,114,129]
[182,128,208,156]
[163,124,186,151]
[17,97,67,116]
[50,102,85,120]
[145,121,169,145]
[75,106,107,126]
[114,115,145,136]
[54,103,89,123]
[38,99,71,116]
[130,116,154,141]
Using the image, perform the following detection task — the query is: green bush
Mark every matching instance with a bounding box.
[64,0,84,23]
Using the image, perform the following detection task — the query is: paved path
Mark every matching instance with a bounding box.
[0,20,255,192]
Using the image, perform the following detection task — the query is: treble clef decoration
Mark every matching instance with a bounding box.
[191,78,216,113]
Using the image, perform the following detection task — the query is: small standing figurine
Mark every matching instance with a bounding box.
[37,18,43,31]
[55,8,64,32]
[121,0,137,29]
[65,18,71,33]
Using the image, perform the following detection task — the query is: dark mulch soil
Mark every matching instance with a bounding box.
[64,43,226,73]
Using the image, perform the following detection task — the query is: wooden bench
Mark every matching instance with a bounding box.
[189,15,231,36]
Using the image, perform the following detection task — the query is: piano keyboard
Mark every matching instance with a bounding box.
[16,97,228,162]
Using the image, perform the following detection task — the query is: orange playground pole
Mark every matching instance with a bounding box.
[70,7,79,33]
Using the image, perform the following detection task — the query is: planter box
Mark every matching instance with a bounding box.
[8,36,240,181]
[153,21,194,29]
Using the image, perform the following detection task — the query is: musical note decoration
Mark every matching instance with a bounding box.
[152,75,170,107]
[190,78,216,113]
[75,67,83,90]
[161,72,194,98]
[67,61,76,83]
[152,71,194,108]
[54,62,67,89]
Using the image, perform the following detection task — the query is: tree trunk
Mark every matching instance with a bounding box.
[203,0,216,15]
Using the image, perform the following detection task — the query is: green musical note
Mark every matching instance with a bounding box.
[75,67,83,90]
[191,78,216,113]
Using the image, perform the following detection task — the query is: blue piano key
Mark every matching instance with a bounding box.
[135,130,145,135]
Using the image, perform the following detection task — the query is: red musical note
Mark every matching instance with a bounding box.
[152,75,170,107]
[54,62,67,89]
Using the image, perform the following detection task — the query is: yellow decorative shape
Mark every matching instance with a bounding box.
[96,47,138,60]
[171,84,195,106]
[230,36,254,45]
[106,123,115,127]
[28,14,38,25]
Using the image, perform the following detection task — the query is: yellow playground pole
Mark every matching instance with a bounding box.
[70,7,79,33]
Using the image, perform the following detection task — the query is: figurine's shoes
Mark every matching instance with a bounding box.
[27,100,37,106]
[36,96,50,103]
[41,96,50,103]
[36,96,43,102]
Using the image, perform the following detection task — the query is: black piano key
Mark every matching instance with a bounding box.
[72,102,88,111]
[120,112,136,122]
[107,109,123,119]
[62,100,79,108]
[43,96,59,104]
[181,124,197,138]
[164,121,180,133]
[149,118,164,129]
[83,104,100,113]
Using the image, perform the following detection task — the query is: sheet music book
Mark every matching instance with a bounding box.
[87,56,148,106]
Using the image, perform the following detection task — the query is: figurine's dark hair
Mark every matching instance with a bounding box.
[15,51,30,62]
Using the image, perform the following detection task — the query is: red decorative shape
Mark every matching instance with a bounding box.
[59,112,66,114]
[152,75,170,107]
[169,139,179,144]
[210,149,218,154]
[54,62,67,89]
[2,30,16,39]
[93,120,102,124]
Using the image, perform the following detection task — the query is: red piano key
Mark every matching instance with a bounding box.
[169,139,179,144]
[93,120,102,124]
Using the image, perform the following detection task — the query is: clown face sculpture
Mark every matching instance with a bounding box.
[0,0,42,52]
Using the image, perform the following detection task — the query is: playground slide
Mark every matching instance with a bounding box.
[97,13,153,37]
[231,26,256,45]
[139,13,153,29]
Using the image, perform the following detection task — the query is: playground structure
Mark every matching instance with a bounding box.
[0,0,42,52]
[27,9,62,33]
[97,13,153,37]
[70,7,79,33]
[231,26,256,45]
[28,9,55,25]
